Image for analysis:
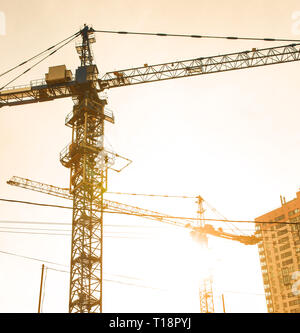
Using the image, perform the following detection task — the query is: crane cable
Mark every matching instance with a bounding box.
[0,30,81,79]
[94,29,300,43]
[0,32,80,91]
[106,191,196,199]
[105,192,245,235]
[1,29,298,90]
[205,200,247,236]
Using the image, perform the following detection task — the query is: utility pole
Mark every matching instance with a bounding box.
[38,264,45,313]
[222,294,226,313]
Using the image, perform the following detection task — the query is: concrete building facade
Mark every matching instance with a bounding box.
[255,191,300,313]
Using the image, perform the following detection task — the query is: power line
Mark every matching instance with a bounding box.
[0,220,171,228]
[0,249,67,267]
[47,266,164,291]
[0,226,298,246]
[47,264,269,296]
[0,220,71,226]
[0,230,154,239]
[0,223,255,234]
[103,278,164,291]
[0,247,296,299]
[0,218,292,234]
[94,29,300,43]
[0,219,290,233]
[105,273,145,282]
[0,198,73,210]
[0,245,297,293]
[0,225,162,235]
[0,249,163,291]
[0,230,70,237]
[0,224,298,247]
[0,249,144,279]
[0,197,299,225]
[0,220,268,233]
[0,225,71,232]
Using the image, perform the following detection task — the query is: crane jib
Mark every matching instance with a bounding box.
[1,42,300,108]
[100,43,300,88]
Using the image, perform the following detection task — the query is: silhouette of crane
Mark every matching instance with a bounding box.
[1,25,299,312]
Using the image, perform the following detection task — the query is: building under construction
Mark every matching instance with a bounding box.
[255,192,300,313]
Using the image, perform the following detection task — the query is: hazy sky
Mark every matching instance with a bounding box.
[0,0,299,313]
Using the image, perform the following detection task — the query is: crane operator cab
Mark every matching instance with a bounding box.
[75,64,98,84]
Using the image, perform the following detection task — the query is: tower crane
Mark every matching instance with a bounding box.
[7,175,258,313]
[0,25,298,313]
[7,176,185,227]
[7,175,259,245]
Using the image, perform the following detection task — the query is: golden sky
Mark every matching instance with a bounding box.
[0,0,299,313]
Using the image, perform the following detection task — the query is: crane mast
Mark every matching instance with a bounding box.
[60,26,110,313]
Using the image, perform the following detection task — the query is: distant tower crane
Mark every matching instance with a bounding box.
[7,176,258,246]
[195,196,214,313]
[1,25,300,312]
[8,176,258,313]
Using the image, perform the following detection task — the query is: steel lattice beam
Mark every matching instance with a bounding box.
[7,176,185,227]
[64,92,107,313]
[64,26,105,313]
[100,43,300,89]
[1,43,300,108]
[199,278,215,313]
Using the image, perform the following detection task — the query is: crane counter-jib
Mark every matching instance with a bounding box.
[0,85,31,96]
[0,81,79,107]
